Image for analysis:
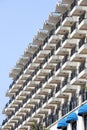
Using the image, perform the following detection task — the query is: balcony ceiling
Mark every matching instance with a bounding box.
[78,0,87,6]
[48,12,61,24]
[70,6,85,16]
[43,21,54,31]
[55,3,68,13]
[62,17,76,27]
[62,0,72,4]
[48,35,60,43]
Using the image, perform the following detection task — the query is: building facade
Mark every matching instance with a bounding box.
[1,0,87,130]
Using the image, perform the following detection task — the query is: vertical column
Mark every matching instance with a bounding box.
[67,124,72,130]
[77,116,84,130]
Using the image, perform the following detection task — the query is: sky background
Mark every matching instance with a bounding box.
[0,0,60,126]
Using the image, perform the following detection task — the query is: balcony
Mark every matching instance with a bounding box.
[62,84,77,93]
[80,88,87,102]
[62,102,69,116]
[45,114,53,128]
[69,95,78,111]
[45,110,59,128]
[61,95,78,116]
[70,29,86,39]
[2,118,8,126]
[78,0,87,6]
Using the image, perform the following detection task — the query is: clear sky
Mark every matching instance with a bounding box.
[0,0,60,126]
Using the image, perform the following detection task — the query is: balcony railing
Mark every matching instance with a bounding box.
[62,102,69,116]
[79,62,85,73]
[69,96,78,111]
[79,37,85,48]
[62,96,78,116]
[62,54,68,65]
[70,46,76,57]
[62,77,68,88]
[80,88,87,102]
[45,111,59,128]
[79,12,85,24]
[48,29,55,39]
[56,19,61,29]
[71,22,76,33]
[55,84,61,93]
[70,0,77,11]
[62,11,68,22]
[82,91,87,102]
[56,41,61,50]
[70,69,77,81]
[43,36,49,46]
[48,91,54,100]
[56,62,61,71]
[62,33,68,43]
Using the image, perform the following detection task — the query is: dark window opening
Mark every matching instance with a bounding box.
[63,127,67,130]
[84,115,87,130]
[72,121,77,130]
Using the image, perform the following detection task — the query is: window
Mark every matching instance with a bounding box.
[84,115,87,130]
[72,121,77,130]
[63,127,67,130]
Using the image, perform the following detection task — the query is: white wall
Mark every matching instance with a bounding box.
[50,123,58,130]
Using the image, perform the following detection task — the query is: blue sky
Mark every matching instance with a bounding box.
[0,0,59,126]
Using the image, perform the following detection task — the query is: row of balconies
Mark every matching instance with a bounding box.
[2,60,86,128]
[6,50,56,105]
[45,90,87,128]
[61,95,78,116]
[44,110,59,128]
[7,27,85,101]
[5,68,54,109]
[2,88,87,129]
[4,47,86,113]
[5,54,86,117]
[2,0,87,129]
[8,48,54,95]
[8,0,87,93]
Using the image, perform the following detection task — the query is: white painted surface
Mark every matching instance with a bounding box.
[50,123,58,130]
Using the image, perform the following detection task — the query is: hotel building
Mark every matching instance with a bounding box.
[1,0,87,130]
